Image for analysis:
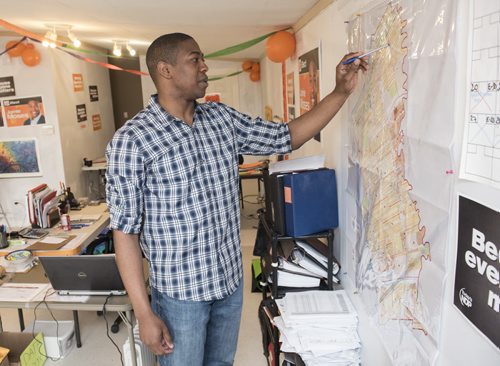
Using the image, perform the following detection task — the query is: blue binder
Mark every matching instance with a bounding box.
[283,169,338,236]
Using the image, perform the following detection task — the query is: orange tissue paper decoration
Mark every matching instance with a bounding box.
[266,31,296,63]
[21,44,41,67]
[5,39,26,57]
[250,70,260,82]
[242,60,254,72]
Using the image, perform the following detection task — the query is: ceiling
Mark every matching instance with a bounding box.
[1,0,326,61]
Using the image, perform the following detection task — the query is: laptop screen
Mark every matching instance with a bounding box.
[39,254,126,295]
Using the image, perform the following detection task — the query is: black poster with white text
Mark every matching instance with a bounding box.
[455,196,499,349]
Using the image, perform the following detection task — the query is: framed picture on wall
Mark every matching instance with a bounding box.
[0,138,42,178]
[298,46,321,141]
[2,96,47,127]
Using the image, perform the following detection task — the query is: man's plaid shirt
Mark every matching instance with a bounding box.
[106,95,291,301]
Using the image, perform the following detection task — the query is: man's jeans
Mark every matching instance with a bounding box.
[151,280,243,366]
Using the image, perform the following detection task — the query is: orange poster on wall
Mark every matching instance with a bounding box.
[204,93,221,103]
[299,47,320,141]
[92,114,102,131]
[73,73,84,92]
[2,96,46,127]
[286,72,295,106]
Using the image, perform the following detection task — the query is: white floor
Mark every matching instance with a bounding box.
[0,200,267,366]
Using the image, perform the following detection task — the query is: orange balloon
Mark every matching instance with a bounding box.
[21,47,41,67]
[242,60,253,72]
[266,31,296,63]
[5,40,26,57]
[251,62,260,72]
[250,70,260,82]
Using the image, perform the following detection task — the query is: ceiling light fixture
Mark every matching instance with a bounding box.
[67,29,81,48]
[113,42,122,57]
[42,31,51,47]
[126,43,136,56]
[42,28,57,48]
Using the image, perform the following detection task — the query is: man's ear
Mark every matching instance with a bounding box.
[157,61,173,80]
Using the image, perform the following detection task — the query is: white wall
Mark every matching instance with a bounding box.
[51,46,115,197]
[0,38,65,228]
[439,1,500,364]
[259,0,499,364]
[0,37,115,227]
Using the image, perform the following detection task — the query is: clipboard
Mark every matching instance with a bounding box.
[25,235,76,251]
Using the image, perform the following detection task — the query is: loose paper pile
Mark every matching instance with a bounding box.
[274,290,361,365]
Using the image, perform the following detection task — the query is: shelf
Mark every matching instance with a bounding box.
[257,211,337,299]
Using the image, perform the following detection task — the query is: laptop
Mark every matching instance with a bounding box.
[39,254,127,296]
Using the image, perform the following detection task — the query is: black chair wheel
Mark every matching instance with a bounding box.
[111,323,120,333]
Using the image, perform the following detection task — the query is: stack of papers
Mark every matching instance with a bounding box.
[268,155,325,174]
[70,214,102,223]
[274,290,361,365]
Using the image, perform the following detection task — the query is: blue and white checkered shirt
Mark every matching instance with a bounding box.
[106,95,291,301]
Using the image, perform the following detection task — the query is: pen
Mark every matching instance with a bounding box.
[71,224,90,229]
[342,43,390,65]
[263,306,276,325]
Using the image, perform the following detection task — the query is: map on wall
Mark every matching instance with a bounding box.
[460,0,500,190]
[346,1,456,364]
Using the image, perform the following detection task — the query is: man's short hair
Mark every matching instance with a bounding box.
[146,33,194,83]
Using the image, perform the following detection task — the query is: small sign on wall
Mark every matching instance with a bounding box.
[89,85,99,102]
[72,74,84,92]
[92,114,102,131]
[455,195,500,349]
[2,96,46,127]
[76,104,87,122]
[0,76,16,97]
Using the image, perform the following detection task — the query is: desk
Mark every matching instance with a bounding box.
[0,204,110,258]
[2,263,138,366]
[239,171,264,208]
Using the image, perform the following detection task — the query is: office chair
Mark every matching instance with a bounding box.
[84,230,123,333]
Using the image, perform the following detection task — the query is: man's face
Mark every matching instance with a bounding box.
[27,100,40,119]
[169,39,209,100]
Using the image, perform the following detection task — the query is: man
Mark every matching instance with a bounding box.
[23,99,46,125]
[106,33,367,366]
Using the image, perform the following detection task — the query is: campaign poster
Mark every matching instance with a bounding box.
[76,104,87,122]
[455,195,500,349]
[92,114,102,131]
[299,47,320,141]
[2,96,46,127]
[0,76,16,97]
[89,85,99,101]
[73,73,84,92]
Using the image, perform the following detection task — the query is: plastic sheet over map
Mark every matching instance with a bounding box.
[345,0,456,364]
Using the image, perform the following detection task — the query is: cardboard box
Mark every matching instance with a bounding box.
[23,320,75,359]
[0,332,46,366]
[0,346,10,366]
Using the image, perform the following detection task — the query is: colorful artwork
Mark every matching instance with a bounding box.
[0,139,41,177]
